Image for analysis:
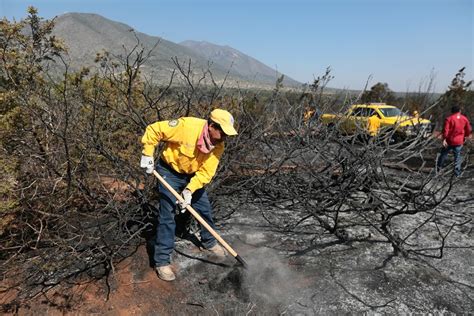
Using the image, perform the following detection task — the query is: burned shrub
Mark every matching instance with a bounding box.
[227,77,471,261]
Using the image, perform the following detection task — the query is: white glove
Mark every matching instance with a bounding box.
[140,155,154,174]
[178,189,192,212]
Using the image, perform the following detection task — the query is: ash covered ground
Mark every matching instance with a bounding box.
[6,167,473,315]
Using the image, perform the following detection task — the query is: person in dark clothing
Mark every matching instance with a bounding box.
[436,105,472,176]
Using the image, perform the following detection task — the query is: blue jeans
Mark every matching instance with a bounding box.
[154,160,217,267]
[437,145,463,176]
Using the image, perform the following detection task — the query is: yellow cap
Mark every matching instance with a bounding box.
[210,109,238,136]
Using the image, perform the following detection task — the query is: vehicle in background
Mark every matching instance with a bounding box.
[320,103,434,141]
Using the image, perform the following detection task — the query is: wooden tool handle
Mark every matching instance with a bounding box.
[152,170,238,257]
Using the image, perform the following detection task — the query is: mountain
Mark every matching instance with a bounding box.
[180,40,301,87]
[51,13,301,88]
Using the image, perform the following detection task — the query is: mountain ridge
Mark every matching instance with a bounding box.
[180,40,300,86]
[51,13,302,88]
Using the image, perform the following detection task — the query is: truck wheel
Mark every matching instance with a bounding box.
[392,133,403,144]
[328,123,337,135]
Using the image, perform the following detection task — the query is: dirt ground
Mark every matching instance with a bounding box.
[2,163,473,315]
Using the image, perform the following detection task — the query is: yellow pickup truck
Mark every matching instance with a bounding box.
[321,103,434,140]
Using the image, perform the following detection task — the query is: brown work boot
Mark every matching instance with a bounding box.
[155,265,175,281]
[207,244,226,258]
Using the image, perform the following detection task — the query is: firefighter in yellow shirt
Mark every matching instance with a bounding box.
[367,114,381,138]
[140,109,238,281]
[303,107,315,125]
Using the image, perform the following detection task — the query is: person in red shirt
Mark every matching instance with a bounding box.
[436,105,472,176]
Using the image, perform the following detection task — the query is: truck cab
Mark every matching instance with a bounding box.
[321,103,433,139]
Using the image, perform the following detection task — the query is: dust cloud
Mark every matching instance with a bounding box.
[240,247,302,307]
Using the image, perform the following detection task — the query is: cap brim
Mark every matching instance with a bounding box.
[221,124,238,136]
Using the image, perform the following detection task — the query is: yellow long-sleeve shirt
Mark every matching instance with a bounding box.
[367,115,381,137]
[141,117,224,193]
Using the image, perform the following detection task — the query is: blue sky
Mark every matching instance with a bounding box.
[1,0,472,92]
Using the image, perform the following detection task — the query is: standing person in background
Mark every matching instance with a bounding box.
[140,109,238,281]
[367,113,381,138]
[436,105,472,176]
[303,106,316,126]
